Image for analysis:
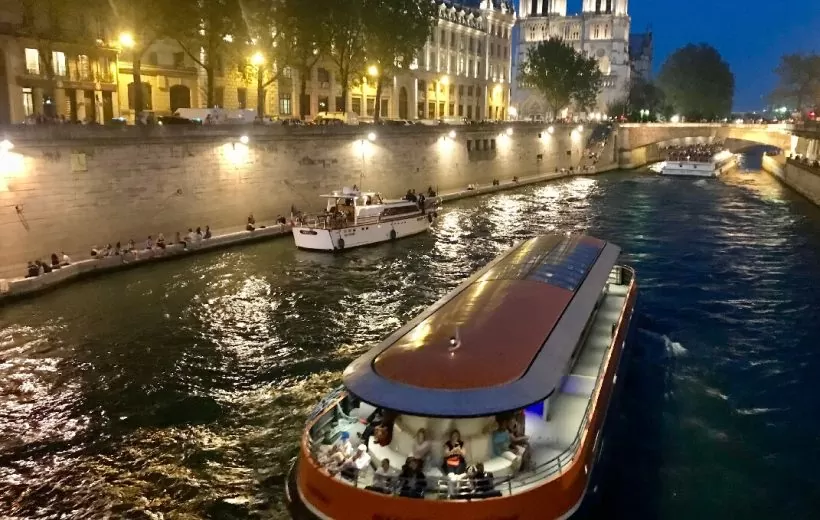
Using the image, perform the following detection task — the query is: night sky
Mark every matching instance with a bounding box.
[506,0,820,111]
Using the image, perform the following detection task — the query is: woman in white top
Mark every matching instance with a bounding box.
[411,428,432,468]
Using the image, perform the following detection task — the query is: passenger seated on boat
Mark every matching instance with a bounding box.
[427,186,436,197]
[361,409,396,446]
[411,428,432,468]
[366,195,372,205]
[443,430,468,475]
[469,463,501,498]
[366,458,398,494]
[340,444,371,482]
[398,458,427,498]
[489,418,530,472]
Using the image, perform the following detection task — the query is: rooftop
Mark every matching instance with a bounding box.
[343,234,623,416]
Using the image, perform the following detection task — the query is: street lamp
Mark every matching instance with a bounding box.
[250,52,265,118]
[367,132,377,142]
[448,130,456,139]
[367,65,379,78]
[118,32,135,49]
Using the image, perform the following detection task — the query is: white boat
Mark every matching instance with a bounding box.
[292,187,439,251]
[661,150,737,177]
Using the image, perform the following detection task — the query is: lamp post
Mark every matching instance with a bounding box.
[119,32,145,123]
[251,52,265,119]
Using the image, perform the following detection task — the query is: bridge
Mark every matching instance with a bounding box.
[614,123,793,168]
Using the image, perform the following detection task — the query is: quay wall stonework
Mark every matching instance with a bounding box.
[0,124,594,277]
[763,155,820,206]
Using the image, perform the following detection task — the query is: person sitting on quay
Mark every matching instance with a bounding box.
[174,231,186,247]
[126,239,136,253]
[246,213,256,231]
[60,251,71,266]
[38,259,52,274]
[90,246,101,258]
[145,236,154,250]
[186,228,196,245]
[114,242,122,255]
[156,234,166,249]
[194,227,203,245]
[276,215,287,225]
[50,253,61,270]
[203,226,212,239]
[25,261,40,278]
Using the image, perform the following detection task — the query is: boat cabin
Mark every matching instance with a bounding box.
[317,187,423,227]
[295,235,638,518]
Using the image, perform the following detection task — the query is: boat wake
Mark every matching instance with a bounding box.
[637,328,688,357]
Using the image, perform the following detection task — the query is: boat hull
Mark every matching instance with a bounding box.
[286,280,639,520]
[292,214,432,251]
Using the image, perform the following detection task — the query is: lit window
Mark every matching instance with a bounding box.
[24,48,39,74]
[51,51,66,76]
[22,87,34,116]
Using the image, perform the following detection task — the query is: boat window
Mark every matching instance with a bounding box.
[381,205,419,217]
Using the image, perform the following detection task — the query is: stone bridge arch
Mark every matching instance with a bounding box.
[616,123,793,168]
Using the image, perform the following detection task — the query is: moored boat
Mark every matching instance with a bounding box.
[291,187,440,251]
[286,234,638,520]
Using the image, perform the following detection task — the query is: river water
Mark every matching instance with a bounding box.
[1,158,819,519]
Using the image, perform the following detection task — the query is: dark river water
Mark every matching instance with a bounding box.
[2,157,820,519]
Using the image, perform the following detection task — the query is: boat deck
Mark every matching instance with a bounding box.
[325,275,630,498]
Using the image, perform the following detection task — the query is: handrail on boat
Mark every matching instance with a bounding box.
[302,266,636,499]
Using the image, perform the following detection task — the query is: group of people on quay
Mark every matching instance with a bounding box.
[662,142,725,162]
[315,406,531,500]
[21,211,294,279]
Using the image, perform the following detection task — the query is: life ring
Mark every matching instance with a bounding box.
[337,237,345,249]
[427,213,433,223]
[389,229,397,240]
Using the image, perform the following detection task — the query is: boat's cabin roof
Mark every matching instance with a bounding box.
[342,234,623,417]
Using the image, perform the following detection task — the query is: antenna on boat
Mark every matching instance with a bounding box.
[448,328,462,354]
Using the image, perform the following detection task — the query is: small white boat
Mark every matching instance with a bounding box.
[661,150,737,177]
[292,187,439,251]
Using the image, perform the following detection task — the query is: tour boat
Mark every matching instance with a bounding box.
[285,234,638,520]
[661,149,737,177]
[291,187,439,251]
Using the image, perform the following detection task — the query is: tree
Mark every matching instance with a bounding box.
[609,77,666,120]
[769,53,820,114]
[281,0,333,118]
[242,0,293,117]
[363,0,438,121]
[111,0,175,118]
[326,0,368,113]
[657,43,734,121]
[169,0,246,108]
[518,38,603,119]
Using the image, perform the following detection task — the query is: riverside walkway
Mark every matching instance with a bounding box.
[0,165,613,301]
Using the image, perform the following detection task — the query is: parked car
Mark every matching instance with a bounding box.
[157,115,199,125]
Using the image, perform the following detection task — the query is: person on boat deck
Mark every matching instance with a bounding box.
[360,408,396,446]
[340,444,371,481]
[321,431,355,474]
[508,418,532,470]
[470,463,500,497]
[367,458,398,494]
[427,186,436,197]
[411,428,432,468]
[489,417,530,472]
[246,213,256,231]
[365,195,372,205]
[398,457,427,498]
[417,193,426,213]
[443,429,468,475]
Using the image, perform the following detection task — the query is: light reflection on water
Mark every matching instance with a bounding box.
[1,165,820,519]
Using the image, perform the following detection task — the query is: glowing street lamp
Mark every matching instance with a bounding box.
[505,127,513,136]
[367,65,379,78]
[239,135,249,145]
[440,75,450,86]
[367,132,377,142]
[250,52,265,66]
[0,139,14,151]
[448,130,456,139]
[118,32,135,49]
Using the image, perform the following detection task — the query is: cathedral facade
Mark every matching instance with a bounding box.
[512,0,630,120]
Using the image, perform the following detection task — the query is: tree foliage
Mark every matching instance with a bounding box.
[769,53,820,113]
[518,38,603,118]
[363,0,438,120]
[608,78,667,120]
[169,0,247,108]
[326,0,368,113]
[657,43,734,121]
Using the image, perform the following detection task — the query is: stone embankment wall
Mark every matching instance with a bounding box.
[0,124,599,277]
[762,155,820,206]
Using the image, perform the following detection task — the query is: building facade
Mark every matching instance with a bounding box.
[0,0,120,124]
[629,31,652,82]
[293,0,516,122]
[513,0,631,120]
